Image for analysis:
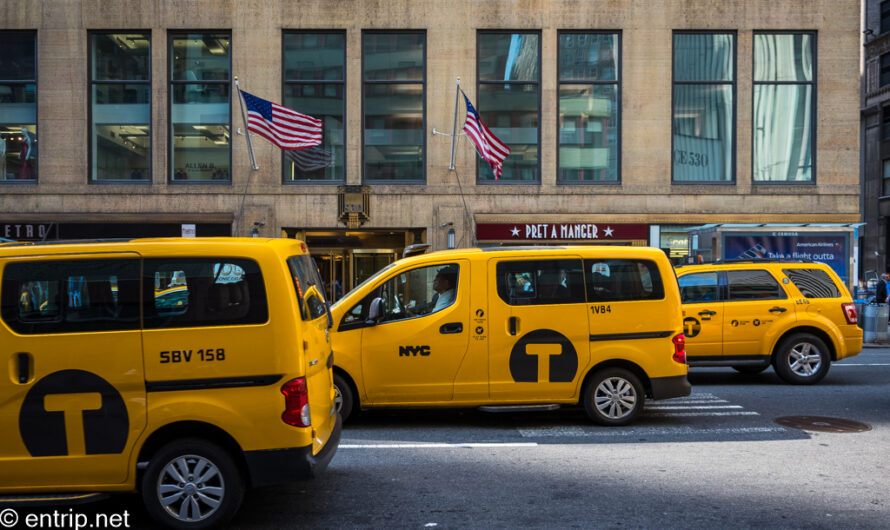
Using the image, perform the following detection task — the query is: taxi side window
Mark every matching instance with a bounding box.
[376,263,459,323]
[678,272,719,303]
[143,258,268,329]
[287,255,328,321]
[783,268,841,299]
[726,270,786,301]
[584,259,664,302]
[0,259,140,334]
[496,259,585,305]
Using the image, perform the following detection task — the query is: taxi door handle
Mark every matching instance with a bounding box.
[440,322,463,334]
[769,306,788,313]
[16,353,30,384]
[698,310,716,316]
[509,316,518,336]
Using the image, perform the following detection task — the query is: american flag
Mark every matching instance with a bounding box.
[286,146,335,172]
[241,90,322,150]
[462,92,510,180]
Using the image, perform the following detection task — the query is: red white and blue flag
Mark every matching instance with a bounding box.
[241,90,322,150]
[286,146,335,172]
[462,92,510,180]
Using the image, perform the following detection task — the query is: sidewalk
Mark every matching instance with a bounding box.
[862,323,890,348]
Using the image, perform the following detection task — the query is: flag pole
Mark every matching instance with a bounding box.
[234,77,259,170]
[448,76,461,170]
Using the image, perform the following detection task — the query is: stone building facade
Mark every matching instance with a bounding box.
[0,1,861,299]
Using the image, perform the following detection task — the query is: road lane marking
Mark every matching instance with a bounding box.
[646,405,743,410]
[340,442,539,449]
[645,411,760,417]
[518,426,787,438]
[834,363,890,366]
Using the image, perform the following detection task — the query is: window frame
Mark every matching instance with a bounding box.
[751,30,817,186]
[556,30,622,185]
[361,29,427,185]
[882,0,890,35]
[671,30,737,185]
[0,30,38,185]
[167,30,232,185]
[87,30,152,185]
[476,30,542,185]
[281,30,346,185]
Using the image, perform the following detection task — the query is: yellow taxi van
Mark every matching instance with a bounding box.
[0,238,341,529]
[676,260,862,384]
[329,246,690,426]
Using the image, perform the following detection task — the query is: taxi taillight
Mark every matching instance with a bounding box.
[842,303,858,325]
[672,333,687,364]
[281,377,311,427]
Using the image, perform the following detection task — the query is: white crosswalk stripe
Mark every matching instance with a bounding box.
[645,392,759,417]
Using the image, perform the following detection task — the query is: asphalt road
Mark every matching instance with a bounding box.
[15,348,890,529]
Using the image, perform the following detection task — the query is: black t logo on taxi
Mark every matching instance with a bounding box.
[18,370,129,457]
[683,317,702,338]
[510,329,578,383]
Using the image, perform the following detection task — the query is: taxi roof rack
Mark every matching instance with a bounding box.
[677,257,815,267]
[402,243,431,258]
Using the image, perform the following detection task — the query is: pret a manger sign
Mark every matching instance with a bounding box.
[475,222,648,242]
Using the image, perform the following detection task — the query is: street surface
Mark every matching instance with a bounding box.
[21,348,890,529]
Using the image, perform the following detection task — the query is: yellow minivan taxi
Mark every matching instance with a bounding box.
[0,238,341,529]
[330,246,690,426]
[676,260,862,384]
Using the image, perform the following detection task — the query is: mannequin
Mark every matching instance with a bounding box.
[19,128,32,180]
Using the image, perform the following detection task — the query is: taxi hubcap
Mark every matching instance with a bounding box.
[333,385,343,411]
[594,377,637,419]
[158,455,224,522]
[788,342,822,377]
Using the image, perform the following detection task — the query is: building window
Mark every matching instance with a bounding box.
[672,32,735,183]
[0,31,37,182]
[883,159,890,196]
[753,32,815,183]
[883,106,890,140]
[557,32,620,183]
[89,32,151,182]
[477,32,540,183]
[169,32,231,182]
[362,32,425,183]
[881,54,890,87]
[882,1,890,35]
[283,32,345,183]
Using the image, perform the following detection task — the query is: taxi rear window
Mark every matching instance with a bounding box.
[783,268,841,299]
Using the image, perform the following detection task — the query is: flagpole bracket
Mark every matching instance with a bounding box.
[432,128,453,137]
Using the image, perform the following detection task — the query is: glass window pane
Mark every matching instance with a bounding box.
[559,84,618,182]
[883,160,890,196]
[477,83,538,182]
[479,33,540,81]
[363,83,423,181]
[0,32,35,80]
[753,34,813,82]
[284,83,344,181]
[363,33,424,81]
[783,268,840,299]
[727,270,785,301]
[92,125,150,181]
[171,124,230,181]
[673,33,734,82]
[753,84,813,182]
[558,33,618,81]
[882,54,890,87]
[584,259,665,302]
[91,33,150,81]
[672,84,733,181]
[1,125,36,181]
[285,33,345,81]
[678,272,719,303]
[882,0,890,34]
[171,34,230,81]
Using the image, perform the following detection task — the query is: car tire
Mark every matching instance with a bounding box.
[732,365,768,375]
[773,333,831,385]
[333,372,356,423]
[582,368,644,426]
[142,438,244,530]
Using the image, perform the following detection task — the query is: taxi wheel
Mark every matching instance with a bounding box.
[773,333,830,385]
[583,368,644,426]
[334,372,356,423]
[142,438,244,530]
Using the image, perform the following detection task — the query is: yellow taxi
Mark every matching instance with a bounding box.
[675,260,862,384]
[329,246,690,426]
[0,238,340,529]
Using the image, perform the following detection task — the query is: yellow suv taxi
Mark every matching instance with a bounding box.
[329,246,690,426]
[0,238,340,529]
[675,260,862,384]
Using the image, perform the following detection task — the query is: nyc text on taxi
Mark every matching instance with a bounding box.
[330,246,690,426]
[676,260,862,384]
[0,238,341,529]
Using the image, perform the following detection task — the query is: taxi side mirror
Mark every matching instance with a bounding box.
[366,297,384,325]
